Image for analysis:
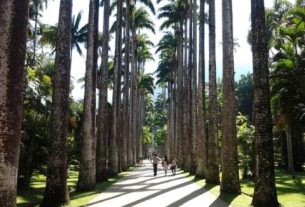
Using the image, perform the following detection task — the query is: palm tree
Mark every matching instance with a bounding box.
[40,12,88,55]
[41,0,72,206]
[125,0,135,168]
[109,0,123,176]
[206,0,219,184]
[129,5,155,164]
[96,0,110,182]
[158,0,188,164]
[251,0,279,206]
[0,1,29,206]
[155,32,177,158]
[220,0,241,194]
[135,34,154,158]
[77,0,99,191]
[196,0,207,178]
[29,0,49,66]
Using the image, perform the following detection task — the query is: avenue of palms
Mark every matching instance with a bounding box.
[0,0,304,207]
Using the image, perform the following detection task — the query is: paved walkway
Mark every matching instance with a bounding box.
[87,160,229,207]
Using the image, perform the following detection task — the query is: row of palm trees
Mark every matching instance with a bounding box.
[1,0,280,207]
[1,0,155,206]
[155,0,279,206]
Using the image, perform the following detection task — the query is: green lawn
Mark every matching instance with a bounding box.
[18,169,305,207]
[17,170,126,207]
[190,171,305,207]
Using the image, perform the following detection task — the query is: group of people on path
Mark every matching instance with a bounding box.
[150,153,178,176]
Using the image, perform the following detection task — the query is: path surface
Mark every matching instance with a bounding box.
[87,160,229,207]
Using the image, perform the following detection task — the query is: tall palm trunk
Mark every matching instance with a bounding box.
[206,0,219,184]
[196,0,207,178]
[190,0,198,176]
[131,5,137,165]
[221,0,241,194]
[136,74,142,159]
[109,0,123,176]
[0,1,28,206]
[176,20,184,164]
[77,0,99,191]
[167,83,172,158]
[251,0,279,206]
[285,120,294,173]
[41,0,72,205]
[126,0,133,168]
[96,0,110,182]
[120,8,129,171]
[186,0,197,172]
[182,17,189,170]
[32,1,39,66]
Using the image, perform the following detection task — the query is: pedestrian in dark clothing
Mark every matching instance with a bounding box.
[150,153,161,176]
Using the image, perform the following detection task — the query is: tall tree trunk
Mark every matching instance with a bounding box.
[0,1,28,206]
[183,17,190,170]
[96,0,110,182]
[191,0,198,176]
[126,0,133,168]
[206,0,220,184]
[109,0,123,176]
[120,19,128,171]
[41,0,72,206]
[32,2,38,66]
[196,0,207,179]
[77,0,99,191]
[221,0,241,194]
[285,120,294,173]
[251,0,279,206]
[167,83,172,158]
[131,7,137,165]
[176,20,184,164]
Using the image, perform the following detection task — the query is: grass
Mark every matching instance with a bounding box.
[17,168,305,207]
[17,170,127,207]
[185,170,305,207]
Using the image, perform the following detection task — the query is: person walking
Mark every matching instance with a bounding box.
[162,156,169,176]
[150,153,161,176]
[170,156,178,175]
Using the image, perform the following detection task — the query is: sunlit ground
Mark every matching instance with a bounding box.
[17,162,305,207]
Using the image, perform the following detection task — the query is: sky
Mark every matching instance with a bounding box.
[40,0,290,100]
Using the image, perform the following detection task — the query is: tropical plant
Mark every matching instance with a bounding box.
[40,11,88,55]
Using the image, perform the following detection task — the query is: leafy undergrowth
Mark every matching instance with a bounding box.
[17,170,126,207]
[188,171,305,207]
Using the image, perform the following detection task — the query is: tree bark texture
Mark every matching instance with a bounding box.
[177,21,184,164]
[42,0,72,205]
[78,0,99,191]
[109,0,123,176]
[206,0,220,184]
[221,0,241,194]
[196,0,207,179]
[251,0,279,206]
[0,1,28,206]
[125,0,133,168]
[96,0,110,182]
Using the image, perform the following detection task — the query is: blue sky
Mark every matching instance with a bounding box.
[40,0,291,100]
